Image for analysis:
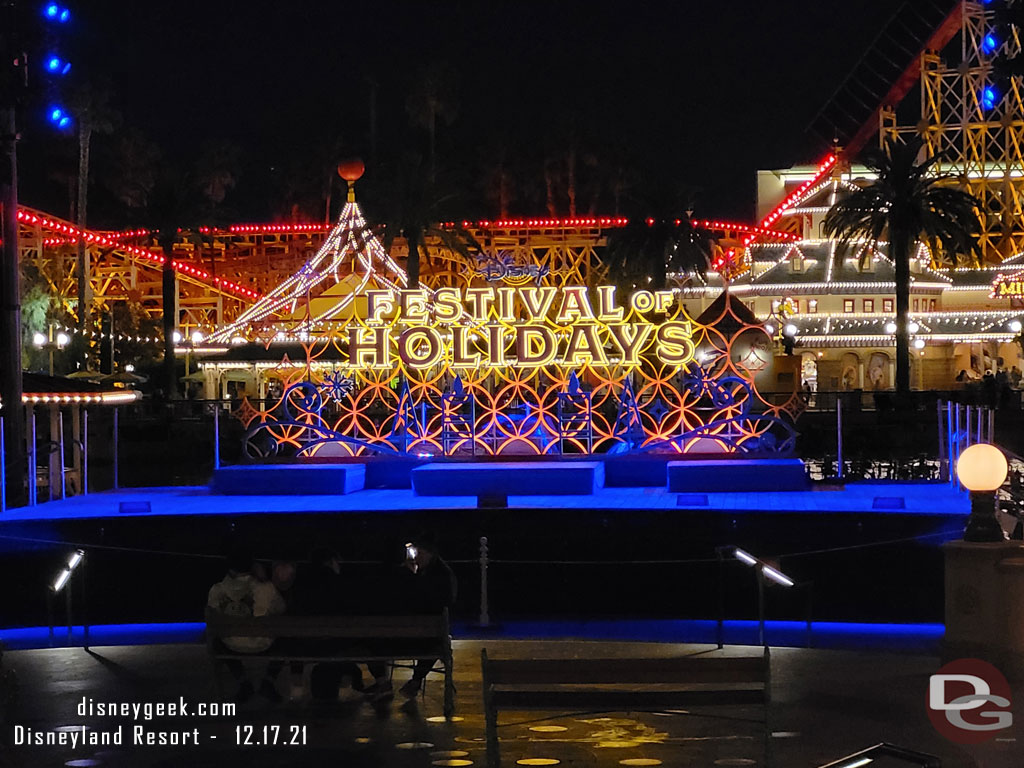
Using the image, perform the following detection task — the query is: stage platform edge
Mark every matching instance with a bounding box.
[667,458,809,492]
[411,460,605,496]
[212,464,366,495]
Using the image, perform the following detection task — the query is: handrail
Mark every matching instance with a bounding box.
[817,742,941,768]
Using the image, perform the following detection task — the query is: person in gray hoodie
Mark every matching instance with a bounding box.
[207,548,286,703]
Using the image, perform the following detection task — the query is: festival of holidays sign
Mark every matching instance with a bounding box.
[341,285,695,370]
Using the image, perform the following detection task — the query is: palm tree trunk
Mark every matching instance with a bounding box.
[407,231,421,289]
[158,231,178,404]
[893,233,912,398]
[567,146,577,219]
[76,126,92,336]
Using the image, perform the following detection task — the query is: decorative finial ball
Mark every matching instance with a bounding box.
[337,158,365,183]
[956,443,1008,492]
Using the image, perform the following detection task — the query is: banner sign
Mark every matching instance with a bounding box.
[344,285,695,369]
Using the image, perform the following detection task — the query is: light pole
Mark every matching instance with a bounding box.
[32,326,70,376]
[956,442,1009,542]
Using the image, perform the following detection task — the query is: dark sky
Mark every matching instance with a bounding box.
[17,0,904,226]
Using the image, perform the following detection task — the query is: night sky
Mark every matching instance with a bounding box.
[17,0,902,227]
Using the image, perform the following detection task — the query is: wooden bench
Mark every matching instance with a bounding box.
[205,608,454,718]
[481,647,771,768]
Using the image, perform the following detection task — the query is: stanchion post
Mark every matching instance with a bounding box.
[47,592,54,647]
[0,415,5,513]
[716,547,725,649]
[214,403,221,470]
[28,408,37,506]
[82,410,88,496]
[836,397,844,479]
[804,581,814,649]
[82,555,89,650]
[112,407,119,490]
[65,577,72,642]
[757,569,766,648]
[58,410,66,499]
[479,536,490,627]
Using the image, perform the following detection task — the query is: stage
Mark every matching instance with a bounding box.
[0,479,969,521]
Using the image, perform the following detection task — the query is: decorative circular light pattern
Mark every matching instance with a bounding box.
[619,760,664,766]
[516,760,561,766]
[528,726,568,733]
[396,742,435,750]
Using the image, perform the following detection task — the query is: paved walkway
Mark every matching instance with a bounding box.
[2,639,1020,767]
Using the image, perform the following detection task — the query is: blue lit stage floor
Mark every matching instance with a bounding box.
[0,481,968,522]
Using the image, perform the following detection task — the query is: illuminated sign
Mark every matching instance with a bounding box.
[341,285,695,369]
[991,273,1024,299]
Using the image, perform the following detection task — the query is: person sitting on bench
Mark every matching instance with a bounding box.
[394,538,457,699]
[295,546,364,702]
[206,548,285,703]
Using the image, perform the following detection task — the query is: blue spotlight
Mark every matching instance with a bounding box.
[58,116,72,129]
[45,56,70,75]
[48,106,73,130]
[43,3,70,22]
[983,33,999,54]
[48,106,64,123]
[982,86,999,110]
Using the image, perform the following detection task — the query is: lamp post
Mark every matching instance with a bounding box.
[32,326,71,376]
[957,443,1008,542]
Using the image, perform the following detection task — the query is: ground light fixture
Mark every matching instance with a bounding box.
[732,548,796,587]
[727,548,797,647]
[51,549,85,592]
[956,443,1009,542]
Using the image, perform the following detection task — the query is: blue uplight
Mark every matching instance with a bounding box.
[43,3,69,22]
[982,86,999,110]
[983,33,999,54]
[48,106,72,130]
[45,56,70,75]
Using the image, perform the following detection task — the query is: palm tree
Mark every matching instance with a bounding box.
[69,83,120,336]
[375,154,481,288]
[602,216,715,293]
[405,62,459,185]
[823,137,982,398]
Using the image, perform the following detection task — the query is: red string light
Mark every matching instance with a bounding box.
[17,208,261,299]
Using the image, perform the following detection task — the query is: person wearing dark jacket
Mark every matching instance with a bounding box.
[396,539,456,699]
[294,547,363,700]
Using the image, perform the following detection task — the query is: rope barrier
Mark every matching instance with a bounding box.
[0,527,964,565]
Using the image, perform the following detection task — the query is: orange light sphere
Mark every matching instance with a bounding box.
[337,159,365,182]
[956,443,1008,492]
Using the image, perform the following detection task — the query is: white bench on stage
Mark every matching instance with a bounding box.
[667,458,808,493]
[411,461,605,497]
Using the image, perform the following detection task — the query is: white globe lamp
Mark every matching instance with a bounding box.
[956,443,1009,541]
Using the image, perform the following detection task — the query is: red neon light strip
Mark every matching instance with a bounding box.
[18,209,261,300]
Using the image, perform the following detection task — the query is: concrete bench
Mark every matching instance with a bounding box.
[481,647,772,767]
[411,461,604,496]
[211,464,366,495]
[205,608,454,718]
[668,458,808,492]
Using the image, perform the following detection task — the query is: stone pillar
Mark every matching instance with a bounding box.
[944,540,1024,679]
